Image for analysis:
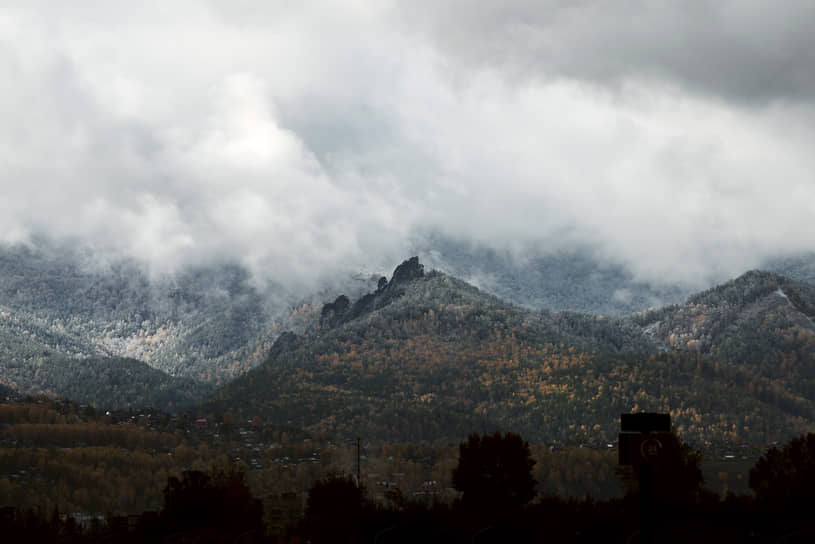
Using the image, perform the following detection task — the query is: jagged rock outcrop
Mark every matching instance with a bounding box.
[319,257,425,330]
[319,295,351,328]
[389,256,424,286]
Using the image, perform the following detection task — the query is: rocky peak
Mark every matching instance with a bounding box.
[318,258,426,330]
[389,257,424,286]
[319,295,351,328]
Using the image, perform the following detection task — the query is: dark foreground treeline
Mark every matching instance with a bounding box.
[4,494,814,543]
[5,431,815,543]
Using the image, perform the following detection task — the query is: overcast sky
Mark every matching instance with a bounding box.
[2,1,815,288]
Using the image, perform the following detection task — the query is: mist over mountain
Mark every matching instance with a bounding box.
[4,2,815,295]
[2,240,815,447]
[202,257,815,446]
[411,236,815,317]
[5,3,815,536]
[413,235,694,315]
[762,252,815,285]
[0,241,385,406]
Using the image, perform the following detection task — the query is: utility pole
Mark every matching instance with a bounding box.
[356,436,361,487]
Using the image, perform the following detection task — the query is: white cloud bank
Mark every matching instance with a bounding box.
[1,1,815,288]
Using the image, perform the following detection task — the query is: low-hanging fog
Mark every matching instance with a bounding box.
[2,1,815,292]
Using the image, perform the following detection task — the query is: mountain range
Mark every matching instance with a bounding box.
[2,242,815,446]
[206,258,815,446]
[414,235,815,316]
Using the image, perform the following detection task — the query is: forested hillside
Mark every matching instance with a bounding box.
[208,259,815,446]
[635,271,815,402]
[4,244,815,445]
[0,243,306,381]
[0,242,363,404]
[0,328,209,411]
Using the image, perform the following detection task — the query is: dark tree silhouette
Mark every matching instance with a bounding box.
[452,432,537,512]
[159,464,264,541]
[302,475,369,544]
[750,432,815,510]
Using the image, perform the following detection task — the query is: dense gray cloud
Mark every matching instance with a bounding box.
[1,1,814,289]
[399,0,815,105]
